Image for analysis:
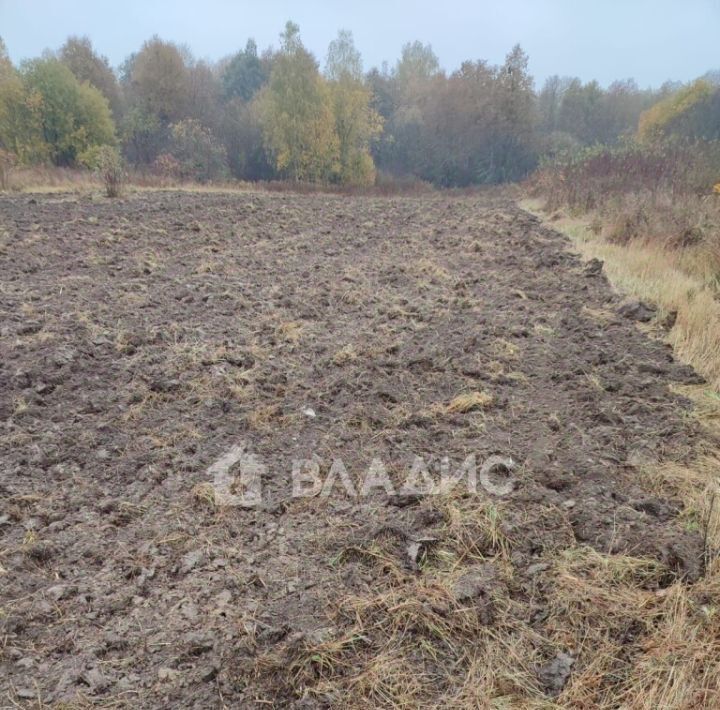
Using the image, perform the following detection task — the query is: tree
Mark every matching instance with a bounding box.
[325,31,381,185]
[20,58,115,166]
[219,96,274,180]
[395,41,440,98]
[0,37,12,76]
[128,37,188,123]
[222,39,267,102]
[381,42,441,178]
[59,36,122,118]
[600,79,652,144]
[0,39,34,160]
[258,22,339,182]
[185,59,221,127]
[556,78,604,144]
[365,64,396,171]
[120,107,166,165]
[418,61,499,185]
[0,38,25,180]
[494,44,536,181]
[638,80,720,142]
[537,75,572,135]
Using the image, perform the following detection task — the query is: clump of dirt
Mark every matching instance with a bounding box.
[0,190,710,707]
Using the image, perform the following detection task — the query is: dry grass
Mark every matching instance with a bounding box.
[515,196,720,709]
[1,165,438,197]
[444,391,494,414]
[333,344,359,365]
[250,505,720,708]
[4,165,101,193]
[522,198,720,391]
[1,165,255,194]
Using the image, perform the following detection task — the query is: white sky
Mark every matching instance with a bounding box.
[1,0,718,88]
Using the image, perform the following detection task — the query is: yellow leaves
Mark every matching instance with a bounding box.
[259,50,340,182]
[259,26,379,186]
[329,77,381,186]
[713,183,720,195]
[638,80,714,143]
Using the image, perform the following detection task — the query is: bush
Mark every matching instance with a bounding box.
[529,140,720,213]
[95,145,124,197]
[152,152,182,180]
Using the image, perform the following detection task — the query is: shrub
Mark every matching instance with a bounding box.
[152,152,182,180]
[95,145,124,197]
[530,140,720,213]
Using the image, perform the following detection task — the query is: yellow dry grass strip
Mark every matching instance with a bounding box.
[518,196,720,708]
[521,198,720,391]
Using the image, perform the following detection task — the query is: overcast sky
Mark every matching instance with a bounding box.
[1,0,718,88]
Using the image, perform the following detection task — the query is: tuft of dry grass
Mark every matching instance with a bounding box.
[443,391,494,414]
[276,320,303,343]
[333,343,359,365]
[191,482,218,508]
[247,464,720,708]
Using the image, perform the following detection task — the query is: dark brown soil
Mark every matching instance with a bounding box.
[0,190,707,707]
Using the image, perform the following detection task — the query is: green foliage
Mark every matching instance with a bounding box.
[0,51,34,160]
[185,60,221,127]
[538,76,655,149]
[493,44,536,181]
[377,44,536,186]
[557,79,603,143]
[19,58,115,166]
[220,96,274,180]
[259,22,339,182]
[375,42,440,180]
[395,41,440,98]
[222,39,267,102]
[7,24,717,190]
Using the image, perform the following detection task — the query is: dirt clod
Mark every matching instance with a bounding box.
[539,652,575,695]
[618,299,657,322]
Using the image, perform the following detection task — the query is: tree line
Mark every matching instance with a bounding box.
[1,21,718,187]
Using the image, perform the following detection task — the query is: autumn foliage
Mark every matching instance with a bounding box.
[1,26,720,189]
